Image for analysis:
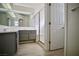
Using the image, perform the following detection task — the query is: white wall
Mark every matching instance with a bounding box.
[22,15,30,27]
[29,15,35,27]
[16,14,30,27]
[65,3,79,56]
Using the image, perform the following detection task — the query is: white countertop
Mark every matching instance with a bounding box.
[0,25,36,33]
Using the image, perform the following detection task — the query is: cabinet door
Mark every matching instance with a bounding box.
[0,32,17,55]
[0,34,4,54]
[19,30,28,41]
[29,30,36,40]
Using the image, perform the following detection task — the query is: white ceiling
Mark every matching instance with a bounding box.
[13,3,44,15]
[13,3,44,10]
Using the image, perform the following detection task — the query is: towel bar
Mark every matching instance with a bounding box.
[71,7,79,11]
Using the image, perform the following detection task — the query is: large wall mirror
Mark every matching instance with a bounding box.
[0,3,31,27]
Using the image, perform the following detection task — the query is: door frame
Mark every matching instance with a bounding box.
[48,3,51,51]
[39,8,46,44]
[64,3,68,56]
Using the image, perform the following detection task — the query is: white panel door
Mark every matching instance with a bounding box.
[50,3,64,50]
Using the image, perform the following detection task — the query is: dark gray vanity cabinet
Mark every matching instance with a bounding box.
[28,30,36,42]
[19,30,36,42]
[19,30,29,41]
[0,32,17,56]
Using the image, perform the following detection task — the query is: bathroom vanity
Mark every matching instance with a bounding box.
[0,27,36,55]
[19,30,36,42]
[18,27,36,43]
[0,32,17,56]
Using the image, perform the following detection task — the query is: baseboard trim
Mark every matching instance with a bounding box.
[49,48,64,51]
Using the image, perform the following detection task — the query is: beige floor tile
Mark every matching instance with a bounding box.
[16,43,64,56]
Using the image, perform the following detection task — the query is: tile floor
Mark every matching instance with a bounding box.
[16,43,64,56]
